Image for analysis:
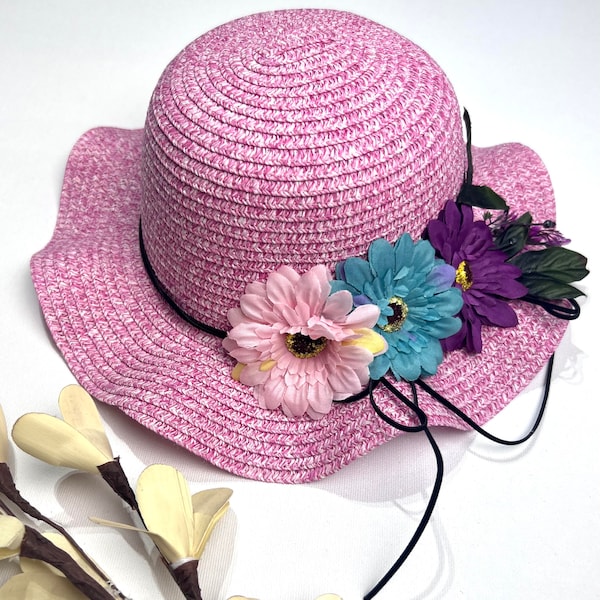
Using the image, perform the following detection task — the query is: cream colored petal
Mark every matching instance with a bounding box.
[136,464,194,563]
[0,571,88,600]
[11,413,111,473]
[190,488,232,558]
[343,327,388,356]
[226,597,259,600]
[0,405,9,463]
[58,385,113,460]
[20,532,108,587]
[89,516,182,564]
[316,595,344,600]
[0,515,24,559]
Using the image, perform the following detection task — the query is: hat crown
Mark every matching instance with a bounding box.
[140,9,466,330]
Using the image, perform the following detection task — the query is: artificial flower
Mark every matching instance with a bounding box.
[19,532,110,591]
[11,385,137,510]
[488,210,571,248]
[332,234,463,381]
[11,385,113,474]
[0,514,24,560]
[425,200,528,353]
[91,464,231,600]
[0,571,89,600]
[223,264,386,419]
[0,516,116,600]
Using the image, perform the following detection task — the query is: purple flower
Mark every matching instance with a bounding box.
[490,211,571,247]
[425,201,528,353]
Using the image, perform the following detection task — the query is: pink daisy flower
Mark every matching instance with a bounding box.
[223,265,386,419]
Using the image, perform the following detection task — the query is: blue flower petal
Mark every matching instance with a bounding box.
[370,353,391,380]
[368,238,395,278]
[331,231,463,381]
[390,349,421,381]
[343,257,373,291]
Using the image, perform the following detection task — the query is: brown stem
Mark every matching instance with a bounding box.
[97,459,138,511]
[0,462,128,599]
[171,560,202,600]
[20,526,115,600]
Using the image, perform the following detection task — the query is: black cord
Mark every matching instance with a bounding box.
[138,221,228,339]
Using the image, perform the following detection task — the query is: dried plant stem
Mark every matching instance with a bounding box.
[20,526,115,600]
[0,463,129,600]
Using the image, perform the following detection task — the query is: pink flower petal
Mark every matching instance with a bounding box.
[305,319,341,340]
[266,269,297,306]
[327,365,363,398]
[275,304,303,329]
[259,374,287,410]
[227,307,246,327]
[297,265,330,313]
[245,281,267,297]
[227,345,262,364]
[240,293,276,323]
[337,344,374,368]
[307,381,334,417]
[322,290,353,320]
[344,303,380,329]
[239,362,270,387]
[295,300,312,325]
[282,382,310,417]
[229,322,267,348]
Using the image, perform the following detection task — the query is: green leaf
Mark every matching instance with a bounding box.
[518,274,586,300]
[494,212,532,257]
[511,247,589,282]
[512,247,589,300]
[457,184,509,210]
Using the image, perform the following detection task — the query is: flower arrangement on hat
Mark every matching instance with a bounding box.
[223,114,589,420]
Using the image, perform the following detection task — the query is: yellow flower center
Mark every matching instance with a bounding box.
[380,296,409,333]
[455,260,473,291]
[285,333,328,359]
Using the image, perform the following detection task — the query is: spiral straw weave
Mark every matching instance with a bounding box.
[31,10,568,483]
[140,10,465,330]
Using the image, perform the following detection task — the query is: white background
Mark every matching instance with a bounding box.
[0,1,598,599]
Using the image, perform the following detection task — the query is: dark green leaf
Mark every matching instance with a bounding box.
[494,212,532,257]
[511,247,589,282]
[518,274,586,300]
[457,183,509,210]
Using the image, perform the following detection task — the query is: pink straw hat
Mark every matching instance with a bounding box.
[31,9,575,483]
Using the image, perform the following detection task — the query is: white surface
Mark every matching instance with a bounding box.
[0,1,598,599]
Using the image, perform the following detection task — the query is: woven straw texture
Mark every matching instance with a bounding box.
[31,10,567,483]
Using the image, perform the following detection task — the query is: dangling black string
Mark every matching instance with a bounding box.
[522,296,580,320]
[138,221,227,339]
[338,354,555,599]
[416,354,554,446]
[362,378,444,600]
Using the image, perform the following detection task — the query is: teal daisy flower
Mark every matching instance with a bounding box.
[331,233,464,381]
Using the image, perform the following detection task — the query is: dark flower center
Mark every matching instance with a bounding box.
[285,334,328,359]
[380,296,409,333]
[456,260,473,291]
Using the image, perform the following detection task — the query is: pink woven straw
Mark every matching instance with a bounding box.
[31,10,567,483]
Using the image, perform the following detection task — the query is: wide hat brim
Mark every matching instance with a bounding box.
[31,126,567,483]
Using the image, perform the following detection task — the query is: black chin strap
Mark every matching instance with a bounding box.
[362,378,444,600]
[350,354,555,600]
[522,296,580,321]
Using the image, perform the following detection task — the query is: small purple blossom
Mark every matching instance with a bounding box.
[425,201,528,353]
[490,211,571,247]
